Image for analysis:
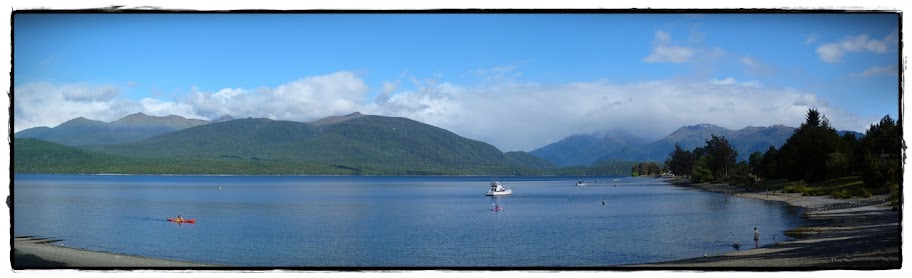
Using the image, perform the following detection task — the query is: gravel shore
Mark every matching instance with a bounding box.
[631,178,902,269]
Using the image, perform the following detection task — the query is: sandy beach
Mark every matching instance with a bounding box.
[12,236,218,269]
[633,179,902,269]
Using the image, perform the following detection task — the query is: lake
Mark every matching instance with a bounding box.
[12,174,805,267]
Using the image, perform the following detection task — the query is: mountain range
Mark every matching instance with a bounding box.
[528,129,651,167]
[14,112,865,174]
[15,112,552,175]
[530,124,797,167]
[530,124,864,167]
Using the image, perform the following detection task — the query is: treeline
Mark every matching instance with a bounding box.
[630,161,662,176]
[664,109,901,194]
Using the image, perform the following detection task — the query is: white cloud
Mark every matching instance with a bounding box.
[61,84,120,102]
[654,30,672,44]
[366,76,871,151]
[710,77,737,85]
[184,71,367,120]
[14,82,140,131]
[850,64,899,78]
[805,34,818,45]
[711,77,761,87]
[643,30,695,64]
[13,71,368,132]
[816,31,896,63]
[793,93,830,107]
[740,56,758,66]
[14,73,876,153]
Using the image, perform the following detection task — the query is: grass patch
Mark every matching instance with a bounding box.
[782,180,810,194]
[779,176,873,198]
[784,227,816,240]
[756,178,792,191]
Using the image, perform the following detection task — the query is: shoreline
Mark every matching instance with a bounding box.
[633,177,901,268]
[12,236,219,269]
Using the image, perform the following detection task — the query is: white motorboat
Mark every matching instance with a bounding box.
[485,181,512,196]
[576,181,589,186]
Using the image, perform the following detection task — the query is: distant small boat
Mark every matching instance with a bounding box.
[576,181,589,186]
[485,181,512,196]
[492,203,503,211]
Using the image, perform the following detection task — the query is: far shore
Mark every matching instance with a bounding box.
[631,177,901,269]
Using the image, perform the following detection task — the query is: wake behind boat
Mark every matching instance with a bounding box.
[485,181,512,196]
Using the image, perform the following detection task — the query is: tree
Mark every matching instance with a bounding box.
[631,161,661,176]
[776,108,845,183]
[665,143,695,176]
[748,151,764,178]
[860,115,902,188]
[761,146,779,179]
[730,161,755,186]
[842,132,862,175]
[703,135,738,179]
[691,156,714,183]
[825,152,850,180]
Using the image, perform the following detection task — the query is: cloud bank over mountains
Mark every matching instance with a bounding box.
[14,70,880,152]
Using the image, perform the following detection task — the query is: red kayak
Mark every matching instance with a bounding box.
[168,218,196,223]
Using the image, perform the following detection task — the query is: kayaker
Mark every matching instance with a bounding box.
[176,214,183,221]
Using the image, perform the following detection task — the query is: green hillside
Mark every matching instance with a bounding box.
[14,138,125,173]
[19,114,557,175]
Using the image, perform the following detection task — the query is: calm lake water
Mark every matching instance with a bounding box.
[13,174,804,267]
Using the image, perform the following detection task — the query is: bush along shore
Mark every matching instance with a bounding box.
[630,177,900,269]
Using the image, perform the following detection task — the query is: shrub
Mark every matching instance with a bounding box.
[858,187,873,198]
[888,182,900,206]
[831,189,852,199]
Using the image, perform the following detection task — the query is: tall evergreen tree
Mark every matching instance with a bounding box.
[665,143,695,176]
[776,108,845,183]
[761,146,780,179]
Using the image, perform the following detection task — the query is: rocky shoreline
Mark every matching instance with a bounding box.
[633,178,902,269]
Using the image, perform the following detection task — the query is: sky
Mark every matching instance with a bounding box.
[12,12,902,152]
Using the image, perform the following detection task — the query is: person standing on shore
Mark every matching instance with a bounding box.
[754,227,760,248]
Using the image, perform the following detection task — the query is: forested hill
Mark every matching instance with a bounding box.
[18,114,554,175]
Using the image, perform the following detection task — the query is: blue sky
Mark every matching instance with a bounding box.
[13,13,901,151]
